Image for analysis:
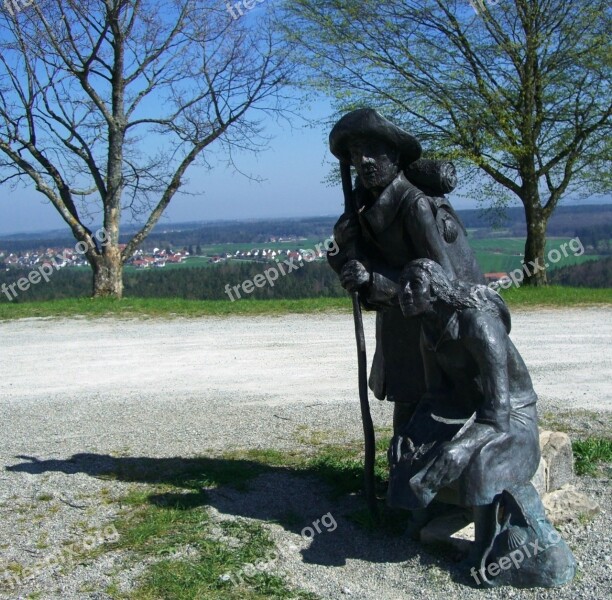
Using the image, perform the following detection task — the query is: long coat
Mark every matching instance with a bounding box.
[328,171,484,408]
[386,306,540,509]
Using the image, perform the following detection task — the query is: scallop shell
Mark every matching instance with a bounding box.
[507,526,529,550]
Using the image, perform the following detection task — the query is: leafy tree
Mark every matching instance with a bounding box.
[282,0,611,284]
[0,0,291,297]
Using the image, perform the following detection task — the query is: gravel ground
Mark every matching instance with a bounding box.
[0,308,610,599]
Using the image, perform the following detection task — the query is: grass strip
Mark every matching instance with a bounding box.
[111,499,316,600]
[0,287,610,321]
[0,297,351,320]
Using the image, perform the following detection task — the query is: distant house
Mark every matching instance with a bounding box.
[484,272,511,286]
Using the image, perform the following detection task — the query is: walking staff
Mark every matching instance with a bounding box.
[339,161,378,519]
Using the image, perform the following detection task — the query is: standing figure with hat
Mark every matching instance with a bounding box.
[328,108,484,436]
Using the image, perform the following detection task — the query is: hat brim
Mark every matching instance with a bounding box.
[329,108,422,167]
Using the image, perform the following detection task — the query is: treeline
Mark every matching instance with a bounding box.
[0,262,345,303]
[464,204,612,239]
[138,217,338,250]
[575,224,612,254]
[549,257,612,288]
[0,217,338,253]
[2,257,610,304]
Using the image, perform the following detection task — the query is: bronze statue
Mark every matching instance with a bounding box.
[392,259,576,588]
[328,108,483,433]
[327,109,576,588]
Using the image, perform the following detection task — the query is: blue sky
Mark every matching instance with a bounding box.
[0,70,608,236]
[0,99,342,235]
[1,99,609,236]
[0,3,609,237]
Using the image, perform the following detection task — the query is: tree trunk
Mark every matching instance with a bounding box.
[523,206,549,287]
[92,248,124,298]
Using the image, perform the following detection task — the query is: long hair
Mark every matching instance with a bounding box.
[400,259,511,334]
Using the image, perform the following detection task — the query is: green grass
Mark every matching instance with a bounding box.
[103,436,398,600]
[18,428,605,598]
[100,441,392,501]
[0,297,352,320]
[499,285,611,306]
[112,499,316,600]
[0,286,610,321]
[539,409,612,438]
[572,438,612,476]
[469,237,602,274]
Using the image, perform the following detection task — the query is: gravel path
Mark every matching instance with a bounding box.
[0,309,610,599]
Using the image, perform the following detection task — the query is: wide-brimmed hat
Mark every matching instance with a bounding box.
[329,108,422,167]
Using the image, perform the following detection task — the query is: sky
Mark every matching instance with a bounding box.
[0,99,345,236]
[0,3,608,237]
[1,96,610,237]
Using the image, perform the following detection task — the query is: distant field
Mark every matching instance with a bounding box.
[469,237,601,274]
[133,236,603,275]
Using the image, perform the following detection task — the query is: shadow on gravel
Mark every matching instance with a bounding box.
[6,452,477,587]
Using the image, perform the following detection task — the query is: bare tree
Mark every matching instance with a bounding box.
[0,0,291,297]
[282,0,611,284]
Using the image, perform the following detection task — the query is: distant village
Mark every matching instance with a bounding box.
[207,246,328,266]
[115,235,328,269]
[0,247,90,270]
[0,236,328,271]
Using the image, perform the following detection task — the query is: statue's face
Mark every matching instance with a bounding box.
[348,137,399,191]
[400,269,433,318]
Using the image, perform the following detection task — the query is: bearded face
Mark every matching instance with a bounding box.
[348,137,400,192]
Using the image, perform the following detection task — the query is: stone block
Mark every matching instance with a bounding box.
[531,456,547,496]
[542,483,600,525]
[539,430,575,492]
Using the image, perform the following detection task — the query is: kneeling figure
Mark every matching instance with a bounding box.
[388,258,575,588]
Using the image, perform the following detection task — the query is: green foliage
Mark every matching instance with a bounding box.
[572,438,612,476]
[283,0,610,185]
[281,0,612,281]
[0,261,344,303]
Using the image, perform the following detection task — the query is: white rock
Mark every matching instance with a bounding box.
[543,483,600,525]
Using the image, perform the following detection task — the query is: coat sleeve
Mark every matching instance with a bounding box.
[327,211,360,275]
[462,311,511,432]
[328,211,402,310]
[361,190,459,308]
